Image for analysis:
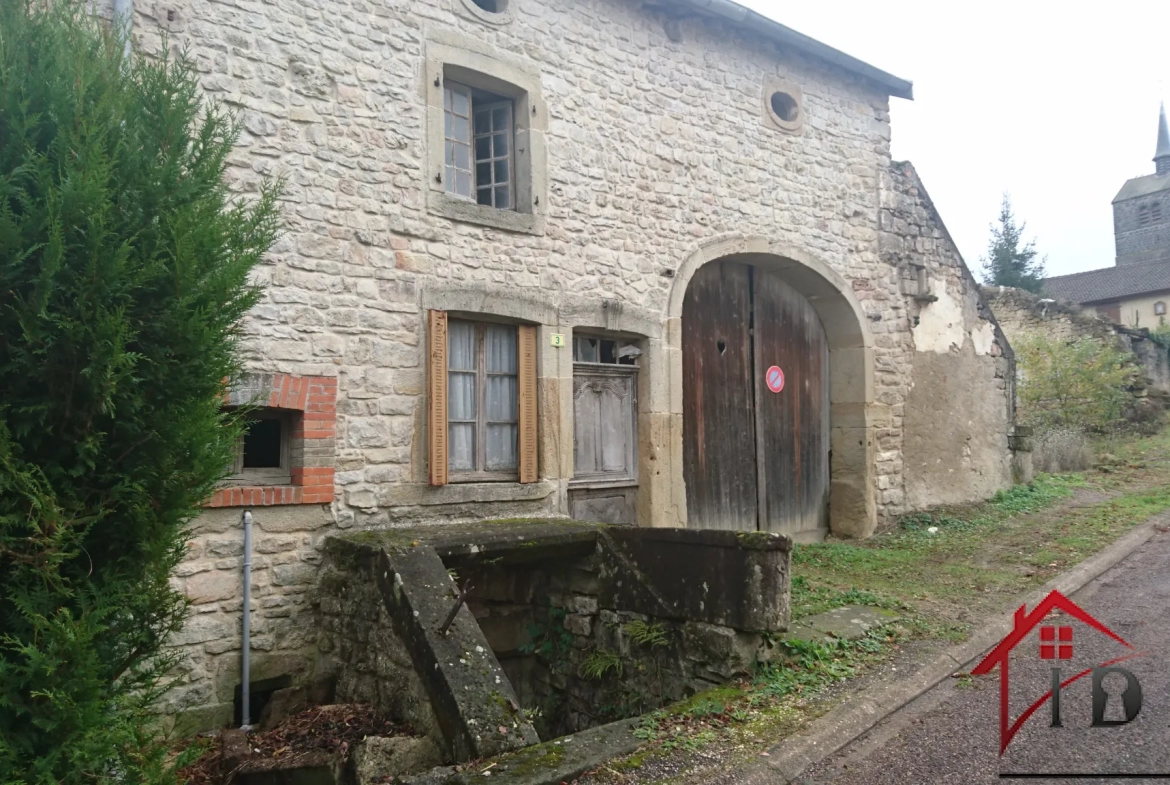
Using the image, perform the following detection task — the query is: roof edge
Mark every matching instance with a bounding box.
[666,0,914,100]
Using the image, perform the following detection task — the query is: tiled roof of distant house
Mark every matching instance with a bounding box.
[1043,260,1170,304]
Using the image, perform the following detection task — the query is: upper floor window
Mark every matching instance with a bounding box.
[1153,202,1163,222]
[1155,301,1166,316]
[444,83,514,210]
[424,36,547,235]
[1140,204,1152,226]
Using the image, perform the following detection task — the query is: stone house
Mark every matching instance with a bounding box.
[106,0,1021,731]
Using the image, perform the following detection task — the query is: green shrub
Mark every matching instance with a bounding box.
[1015,334,1134,432]
[0,2,279,781]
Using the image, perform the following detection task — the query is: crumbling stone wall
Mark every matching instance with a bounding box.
[983,285,1170,404]
[880,162,1017,510]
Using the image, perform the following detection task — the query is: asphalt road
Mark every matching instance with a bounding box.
[795,527,1170,785]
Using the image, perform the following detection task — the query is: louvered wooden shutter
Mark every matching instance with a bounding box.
[517,325,538,484]
[428,310,448,486]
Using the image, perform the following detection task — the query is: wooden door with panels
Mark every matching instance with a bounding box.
[681,262,829,538]
[569,334,640,525]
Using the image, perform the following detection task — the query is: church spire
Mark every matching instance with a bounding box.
[1155,102,1170,175]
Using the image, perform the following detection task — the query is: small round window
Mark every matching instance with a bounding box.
[460,0,511,23]
[769,91,799,123]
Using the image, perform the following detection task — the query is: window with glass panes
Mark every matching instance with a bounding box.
[447,320,520,477]
[443,82,514,210]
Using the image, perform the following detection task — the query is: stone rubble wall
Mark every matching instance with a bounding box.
[123,0,909,526]
[166,505,334,733]
[983,285,1170,402]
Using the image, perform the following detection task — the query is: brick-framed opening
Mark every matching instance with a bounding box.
[206,373,337,507]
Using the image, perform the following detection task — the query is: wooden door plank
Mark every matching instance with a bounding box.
[682,262,758,531]
[752,270,830,537]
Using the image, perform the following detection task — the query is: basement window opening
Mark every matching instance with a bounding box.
[230,410,293,486]
[471,0,505,11]
[233,674,292,727]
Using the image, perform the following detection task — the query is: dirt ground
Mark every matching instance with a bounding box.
[573,429,1170,785]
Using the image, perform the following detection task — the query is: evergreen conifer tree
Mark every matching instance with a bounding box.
[0,2,279,780]
[981,195,1047,293]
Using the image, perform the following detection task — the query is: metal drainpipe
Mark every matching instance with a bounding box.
[112,0,133,60]
[241,509,253,728]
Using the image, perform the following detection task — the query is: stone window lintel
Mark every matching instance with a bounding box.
[424,35,547,235]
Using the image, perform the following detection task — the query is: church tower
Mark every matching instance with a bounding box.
[1112,103,1170,266]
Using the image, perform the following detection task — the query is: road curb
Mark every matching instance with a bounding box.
[758,515,1164,784]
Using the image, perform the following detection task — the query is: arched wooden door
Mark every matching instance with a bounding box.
[682,261,829,539]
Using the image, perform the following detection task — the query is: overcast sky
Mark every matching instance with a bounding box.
[741,0,1168,279]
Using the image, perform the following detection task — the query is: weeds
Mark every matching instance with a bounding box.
[623,620,670,648]
[580,650,623,680]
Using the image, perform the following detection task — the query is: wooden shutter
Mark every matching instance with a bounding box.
[428,310,448,486]
[517,325,538,484]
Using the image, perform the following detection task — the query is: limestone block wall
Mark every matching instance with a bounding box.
[166,505,333,732]
[880,162,1015,510]
[122,0,903,529]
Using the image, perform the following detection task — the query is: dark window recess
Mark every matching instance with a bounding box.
[472,0,502,10]
[234,675,292,727]
[243,418,283,468]
[769,91,799,122]
[573,336,640,365]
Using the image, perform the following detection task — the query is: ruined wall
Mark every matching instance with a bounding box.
[983,285,1170,399]
[879,162,1016,510]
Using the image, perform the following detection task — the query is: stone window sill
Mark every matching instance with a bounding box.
[568,477,638,491]
[428,192,544,235]
[415,479,556,506]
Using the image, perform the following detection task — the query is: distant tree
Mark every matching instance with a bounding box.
[0,1,279,781]
[981,195,1047,293]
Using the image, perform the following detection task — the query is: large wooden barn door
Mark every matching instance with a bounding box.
[752,271,830,536]
[682,262,829,538]
[681,262,758,531]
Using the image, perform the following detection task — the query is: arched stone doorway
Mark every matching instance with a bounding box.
[666,236,876,540]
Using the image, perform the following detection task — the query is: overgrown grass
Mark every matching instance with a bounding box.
[584,428,1170,785]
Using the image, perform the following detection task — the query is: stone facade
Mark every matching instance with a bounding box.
[1114,190,1170,267]
[110,0,1018,730]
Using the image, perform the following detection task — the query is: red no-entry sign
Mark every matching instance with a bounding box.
[766,365,785,393]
